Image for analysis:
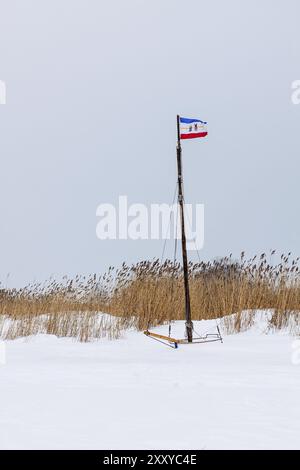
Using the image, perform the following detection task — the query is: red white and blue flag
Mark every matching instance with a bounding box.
[180,117,208,140]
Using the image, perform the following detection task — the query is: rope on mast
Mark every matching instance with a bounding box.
[146,182,178,332]
[169,187,179,337]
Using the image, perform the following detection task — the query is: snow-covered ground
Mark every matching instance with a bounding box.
[0,317,299,450]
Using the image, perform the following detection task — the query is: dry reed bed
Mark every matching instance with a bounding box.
[0,252,300,341]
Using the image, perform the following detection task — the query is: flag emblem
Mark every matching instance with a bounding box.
[180,117,208,140]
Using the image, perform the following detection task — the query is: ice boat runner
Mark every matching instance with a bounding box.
[144,115,223,348]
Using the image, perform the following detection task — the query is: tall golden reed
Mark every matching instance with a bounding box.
[0,252,299,341]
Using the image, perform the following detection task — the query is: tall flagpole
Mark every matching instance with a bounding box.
[176,115,193,343]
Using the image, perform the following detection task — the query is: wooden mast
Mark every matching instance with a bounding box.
[176,115,193,342]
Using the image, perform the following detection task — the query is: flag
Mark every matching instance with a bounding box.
[179,117,208,140]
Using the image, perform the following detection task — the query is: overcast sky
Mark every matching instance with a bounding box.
[0,0,299,286]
